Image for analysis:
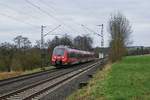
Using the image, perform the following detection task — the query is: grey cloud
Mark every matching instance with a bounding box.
[0,0,149,47]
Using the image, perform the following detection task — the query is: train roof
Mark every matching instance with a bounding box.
[54,45,94,55]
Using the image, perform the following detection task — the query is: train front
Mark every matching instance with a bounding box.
[51,46,68,66]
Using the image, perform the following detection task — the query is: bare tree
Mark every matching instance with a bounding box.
[60,35,73,47]
[74,35,93,51]
[14,35,31,50]
[13,35,22,49]
[108,12,132,62]
[22,37,31,49]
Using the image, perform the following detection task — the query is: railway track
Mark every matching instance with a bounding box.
[0,60,98,88]
[0,68,58,87]
[0,60,101,100]
[0,61,97,95]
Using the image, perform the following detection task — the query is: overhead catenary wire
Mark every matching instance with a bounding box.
[25,0,80,34]
[81,24,104,47]
[0,1,71,34]
[37,0,57,14]
[0,2,42,28]
[36,0,70,34]
[81,24,102,37]
[25,0,57,21]
[38,0,84,34]
[0,2,40,20]
[43,25,61,37]
[0,13,38,27]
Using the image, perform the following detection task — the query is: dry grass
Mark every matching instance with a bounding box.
[0,66,54,80]
[0,71,22,80]
[67,63,112,100]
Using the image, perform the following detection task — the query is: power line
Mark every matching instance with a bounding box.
[0,13,38,27]
[44,25,61,37]
[0,2,40,27]
[81,24,104,47]
[81,24,102,37]
[25,0,80,34]
[0,2,39,20]
[25,0,57,21]
[37,0,57,14]
[38,0,84,34]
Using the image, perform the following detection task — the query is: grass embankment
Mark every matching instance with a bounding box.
[68,55,150,100]
[0,66,54,80]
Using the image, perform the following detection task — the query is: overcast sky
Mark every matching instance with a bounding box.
[0,0,149,47]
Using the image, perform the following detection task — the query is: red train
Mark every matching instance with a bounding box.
[51,45,95,67]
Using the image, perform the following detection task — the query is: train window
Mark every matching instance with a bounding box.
[69,52,73,58]
[73,53,75,57]
[69,52,77,58]
[75,53,78,58]
[77,53,80,58]
[53,48,65,56]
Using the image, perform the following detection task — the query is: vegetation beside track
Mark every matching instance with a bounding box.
[68,55,150,100]
[0,66,54,80]
[0,72,22,80]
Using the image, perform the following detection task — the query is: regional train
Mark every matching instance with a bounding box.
[51,45,95,67]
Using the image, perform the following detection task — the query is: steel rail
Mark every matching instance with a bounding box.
[0,68,58,87]
[25,61,101,100]
[0,60,101,100]
[0,60,100,100]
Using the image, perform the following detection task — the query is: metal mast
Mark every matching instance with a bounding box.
[41,25,46,70]
[97,24,104,48]
[40,25,61,70]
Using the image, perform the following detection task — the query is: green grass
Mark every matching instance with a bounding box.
[105,55,150,100]
[68,55,150,100]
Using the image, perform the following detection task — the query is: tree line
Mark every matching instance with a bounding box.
[0,35,93,72]
[127,46,150,56]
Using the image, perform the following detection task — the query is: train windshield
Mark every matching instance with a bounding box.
[53,48,65,56]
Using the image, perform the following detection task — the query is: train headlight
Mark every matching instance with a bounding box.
[52,56,57,61]
[62,56,67,61]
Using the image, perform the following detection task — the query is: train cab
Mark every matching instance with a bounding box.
[51,46,68,66]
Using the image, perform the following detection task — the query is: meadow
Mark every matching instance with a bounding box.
[68,55,150,100]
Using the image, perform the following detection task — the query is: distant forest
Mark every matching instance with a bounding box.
[0,35,99,72]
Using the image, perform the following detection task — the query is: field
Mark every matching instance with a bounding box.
[0,66,54,80]
[68,55,150,100]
